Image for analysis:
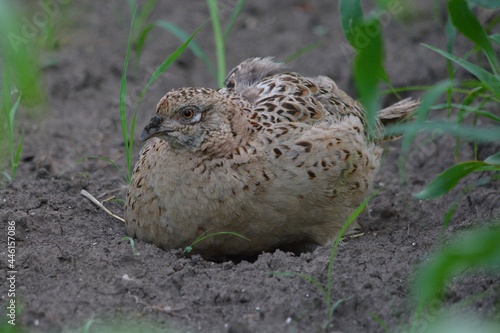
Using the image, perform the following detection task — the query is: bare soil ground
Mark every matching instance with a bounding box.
[1,1,499,332]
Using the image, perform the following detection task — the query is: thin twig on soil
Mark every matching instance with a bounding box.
[80,189,125,223]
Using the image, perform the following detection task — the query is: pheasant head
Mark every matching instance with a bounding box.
[140,87,251,156]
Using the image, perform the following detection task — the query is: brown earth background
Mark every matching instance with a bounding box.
[1,1,499,332]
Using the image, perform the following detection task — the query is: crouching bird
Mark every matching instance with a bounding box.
[124,57,418,258]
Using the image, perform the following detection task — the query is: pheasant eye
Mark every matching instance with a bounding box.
[182,109,194,119]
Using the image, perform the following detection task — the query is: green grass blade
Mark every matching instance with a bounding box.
[8,95,21,130]
[152,20,216,77]
[490,34,500,45]
[370,313,392,333]
[122,236,140,256]
[207,0,226,88]
[413,161,492,200]
[223,0,246,42]
[6,95,21,179]
[441,195,461,235]
[400,80,454,154]
[422,44,500,97]
[12,135,23,179]
[183,231,250,255]
[284,41,324,63]
[484,152,500,165]
[468,0,500,8]
[388,121,500,142]
[73,156,129,183]
[445,14,456,57]
[432,103,500,123]
[135,0,158,32]
[273,272,327,301]
[353,18,386,138]
[339,1,388,138]
[126,0,136,13]
[119,5,137,183]
[80,319,94,333]
[326,192,377,317]
[190,231,250,248]
[1,63,10,176]
[339,0,363,46]
[444,13,456,110]
[448,0,499,74]
[134,24,154,60]
[0,2,45,107]
[412,225,500,307]
[139,22,207,99]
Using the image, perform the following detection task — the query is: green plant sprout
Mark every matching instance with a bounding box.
[408,223,500,333]
[274,193,377,327]
[414,152,500,200]
[181,231,250,256]
[0,1,45,182]
[126,0,158,44]
[339,0,390,139]
[130,0,246,87]
[132,0,322,86]
[119,6,205,182]
[37,0,68,51]
[80,318,94,333]
[388,1,500,222]
[72,156,129,183]
[283,41,324,63]
[1,89,23,182]
[122,236,140,256]
[339,1,500,331]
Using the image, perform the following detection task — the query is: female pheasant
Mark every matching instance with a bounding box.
[124,57,418,258]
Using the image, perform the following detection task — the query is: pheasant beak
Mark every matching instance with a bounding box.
[139,115,166,142]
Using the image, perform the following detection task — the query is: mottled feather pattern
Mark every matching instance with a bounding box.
[124,57,418,258]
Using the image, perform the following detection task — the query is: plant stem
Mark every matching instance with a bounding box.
[207,0,226,88]
[120,5,138,184]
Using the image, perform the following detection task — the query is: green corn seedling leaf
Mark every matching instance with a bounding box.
[433,103,500,123]
[6,95,22,179]
[412,225,500,307]
[151,20,216,77]
[414,161,498,200]
[400,80,454,154]
[388,121,500,142]
[8,95,21,131]
[12,135,23,179]
[122,236,140,256]
[339,0,388,139]
[207,0,226,88]
[448,0,499,74]
[223,0,246,42]
[73,156,129,184]
[484,151,500,165]
[284,41,323,63]
[182,231,250,256]
[126,0,136,13]
[468,0,500,8]
[339,0,363,46]
[139,21,207,99]
[353,18,386,138]
[134,0,158,34]
[119,5,137,183]
[490,34,500,45]
[422,44,500,97]
[273,271,327,301]
[326,192,377,318]
[134,24,154,60]
[80,319,94,333]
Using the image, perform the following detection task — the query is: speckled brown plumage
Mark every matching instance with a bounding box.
[124,57,418,257]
